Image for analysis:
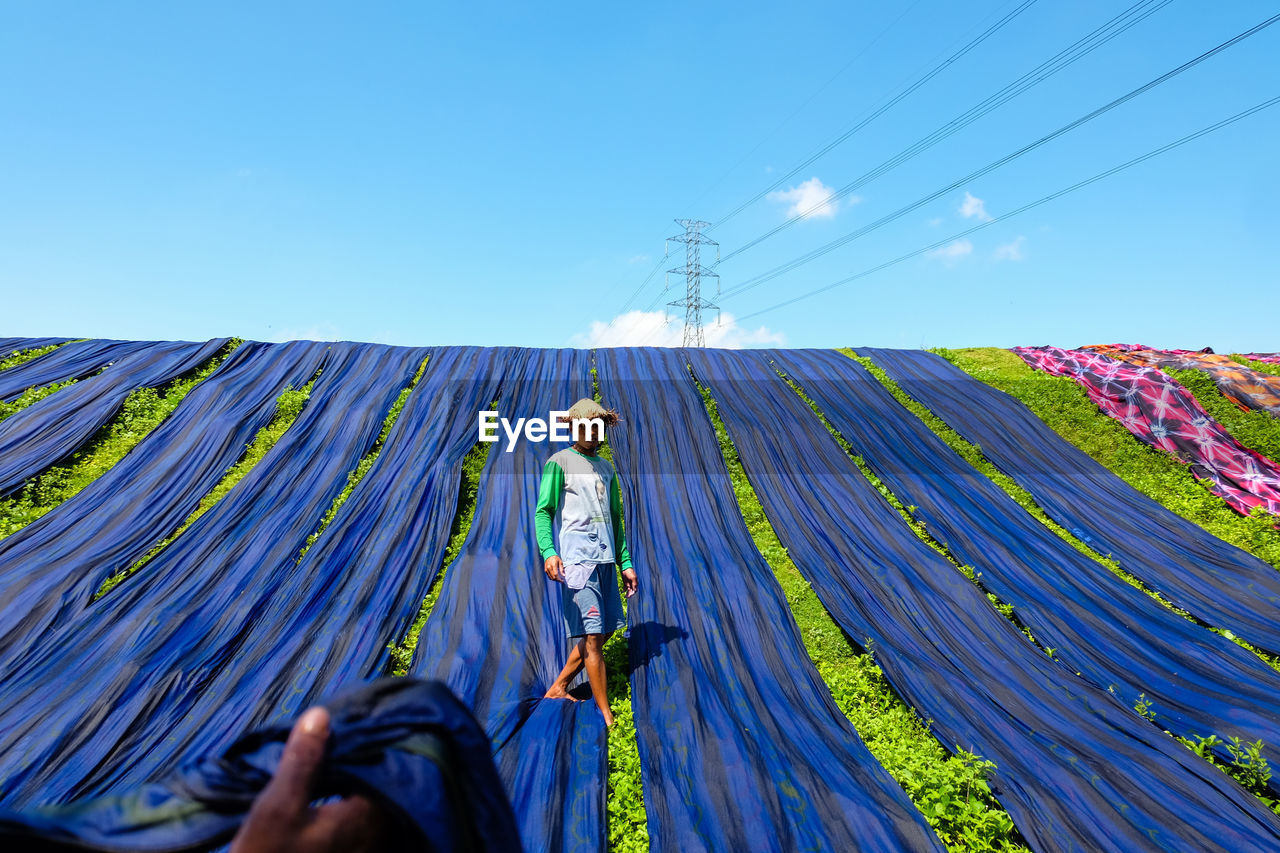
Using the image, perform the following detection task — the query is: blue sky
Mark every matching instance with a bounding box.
[1,2,1276,351]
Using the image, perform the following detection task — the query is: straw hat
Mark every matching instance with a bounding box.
[564,398,619,424]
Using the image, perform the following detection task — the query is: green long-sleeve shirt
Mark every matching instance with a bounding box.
[534,447,633,572]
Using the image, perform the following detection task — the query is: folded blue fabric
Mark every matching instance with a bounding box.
[0,678,520,852]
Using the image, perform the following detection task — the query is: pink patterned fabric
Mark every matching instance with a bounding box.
[1013,345,1280,518]
[1245,353,1280,365]
[1079,344,1280,417]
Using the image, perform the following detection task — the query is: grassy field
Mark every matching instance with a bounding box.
[1235,356,1280,377]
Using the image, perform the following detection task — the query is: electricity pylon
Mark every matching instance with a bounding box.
[665,219,720,347]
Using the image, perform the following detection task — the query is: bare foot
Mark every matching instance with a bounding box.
[544,684,571,700]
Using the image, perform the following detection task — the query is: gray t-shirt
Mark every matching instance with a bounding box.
[546,446,616,566]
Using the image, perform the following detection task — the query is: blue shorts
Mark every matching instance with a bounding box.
[563,562,626,638]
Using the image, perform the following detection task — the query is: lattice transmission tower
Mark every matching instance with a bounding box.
[664,219,720,347]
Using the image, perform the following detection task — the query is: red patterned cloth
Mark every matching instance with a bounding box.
[1013,345,1280,518]
[1245,353,1280,365]
[1080,345,1280,417]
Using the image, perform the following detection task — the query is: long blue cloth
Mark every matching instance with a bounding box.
[688,347,1280,852]
[0,338,229,496]
[0,678,520,853]
[0,340,156,402]
[596,347,944,853]
[0,340,331,671]
[0,342,426,807]
[73,347,510,798]
[861,347,1280,653]
[412,347,609,853]
[771,349,1280,771]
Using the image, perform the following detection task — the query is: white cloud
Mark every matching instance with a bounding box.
[959,191,992,222]
[627,254,650,265]
[571,310,784,349]
[927,217,944,227]
[365,329,403,345]
[993,236,1026,261]
[767,177,846,219]
[928,239,973,260]
[268,323,344,343]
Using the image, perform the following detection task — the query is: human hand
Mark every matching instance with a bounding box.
[622,568,638,597]
[544,555,564,583]
[230,707,390,853]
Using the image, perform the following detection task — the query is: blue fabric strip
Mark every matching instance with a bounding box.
[148,347,510,776]
[0,342,426,807]
[861,347,1280,654]
[0,340,330,667]
[597,346,944,853]
[689,346,1280,852]
[0,338,72,360]
[771,347,1280,777]
[0,338,230,496]
[0,340,157,403]
[413,346,608,853]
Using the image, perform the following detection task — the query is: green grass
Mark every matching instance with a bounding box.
[695,376,1026,851]
[93,372,314,598]
[1233,356,1280,377]
[604,629,647,853]
[1174,733,1279,812]
[0,342,81,424]
[589,430,648,852]
[1166,367,1280,464]
[0,342,63,374]
[0,376,80,424]
[931,347,1280,570]
[0,342,238,542]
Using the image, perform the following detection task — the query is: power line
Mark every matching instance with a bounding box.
[718,12,1280,301]
[679,0,928,215]
[716,0,1173,266]
[615,253,668,316]
[731,94,1280,322]
[611,1,931,322]
[632,273,685,347]
[710,0,1043,231]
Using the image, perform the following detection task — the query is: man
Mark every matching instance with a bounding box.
[535,398,638,727]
